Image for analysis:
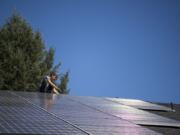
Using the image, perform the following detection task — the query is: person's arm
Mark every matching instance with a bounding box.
[47,78,59,90]
[52,88,60,94]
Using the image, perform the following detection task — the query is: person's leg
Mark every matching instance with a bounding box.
[46,85,53,93]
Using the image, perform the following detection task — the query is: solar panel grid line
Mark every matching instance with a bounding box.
[0,120,11,133]
[8,91,92,135]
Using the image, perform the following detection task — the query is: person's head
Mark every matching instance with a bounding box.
[49,72,57,81]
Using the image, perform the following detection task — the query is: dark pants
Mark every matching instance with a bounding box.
[39,79,53,93]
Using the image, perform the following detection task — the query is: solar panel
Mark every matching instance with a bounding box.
[0,91,89,135]
[105,97,172,111]
[67,96,180,128]
[13,91,162,135]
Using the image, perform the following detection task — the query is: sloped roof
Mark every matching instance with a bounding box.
[0,90,180,135]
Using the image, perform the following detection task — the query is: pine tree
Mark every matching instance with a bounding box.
[58,72,70,94]
[0,13,69,93]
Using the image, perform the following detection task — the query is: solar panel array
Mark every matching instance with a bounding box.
[1,91,179,134]
[68,96,180,128]
[105,97,172,111]
[14,91,161,135]
[0,91,88,135]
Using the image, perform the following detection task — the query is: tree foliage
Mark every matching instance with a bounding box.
[58,72,70,94]
[0,13,69,94]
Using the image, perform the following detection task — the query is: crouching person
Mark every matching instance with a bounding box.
[39,72,60,94]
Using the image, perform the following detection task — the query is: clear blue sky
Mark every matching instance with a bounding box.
[1,0,180,103]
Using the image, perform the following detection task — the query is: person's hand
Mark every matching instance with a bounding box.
[53,89,60,95]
